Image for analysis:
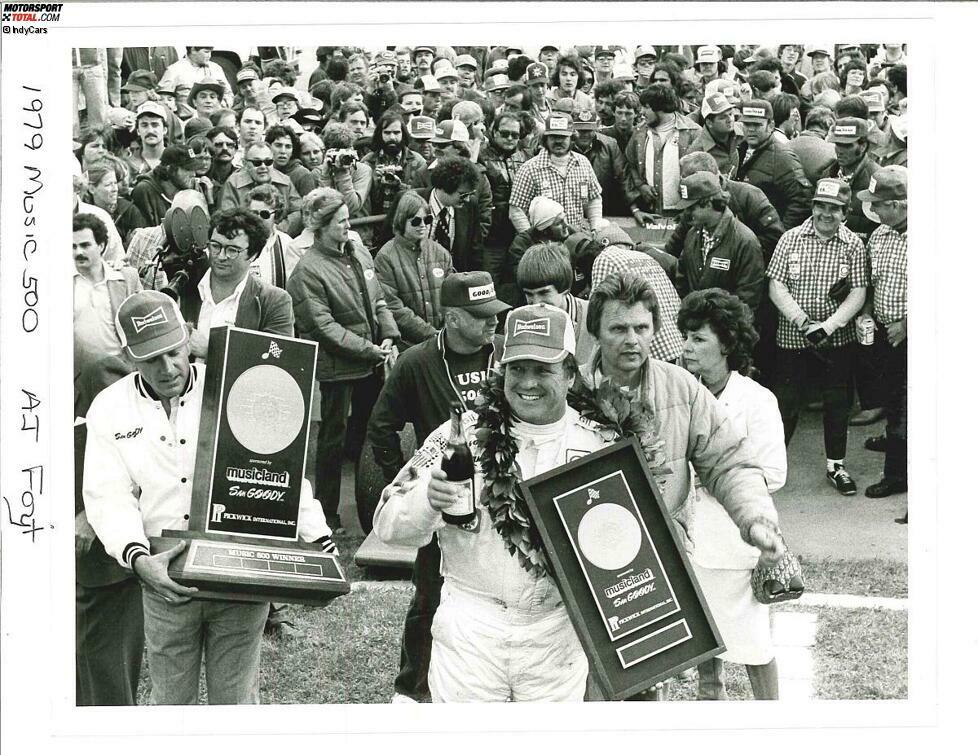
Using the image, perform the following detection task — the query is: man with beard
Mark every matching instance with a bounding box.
[395,46,414,84]
[689,93,741,179]
[130,144,198,227]
[821,117,881,239]
[367,271,508,703]
[205,125,239,194]
[480,112,530,298]
[571,109,628,217]
[188,78,225,122]
[365,110,428,216]
[735,99,812,229]
[510,114,603,234]
[594,80,627,128]
[266,124,316,197]
[218,142,302,228]
[126,101,169,179]
[373,304,608,702]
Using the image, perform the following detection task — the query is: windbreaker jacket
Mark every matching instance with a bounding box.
[479,142,530,251]
[735,135,813,229]
[688,125,742,179]
[674,208,767,312]
[180,271,294,337]
[287,239,399,382]
[624,114,702,211]
[374,235,454,347]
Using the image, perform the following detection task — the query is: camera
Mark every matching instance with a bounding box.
[379,71,391,84]
[326,148,358,169]
[152,242,209,301]
[375,163,403,185]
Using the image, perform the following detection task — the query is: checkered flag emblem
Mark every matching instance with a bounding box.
[2,13,11,20]
[261,341,283,360]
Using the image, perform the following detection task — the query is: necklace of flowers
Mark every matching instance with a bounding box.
[471,370,670,580]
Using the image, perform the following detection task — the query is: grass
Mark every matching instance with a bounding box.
[798,557,908,598]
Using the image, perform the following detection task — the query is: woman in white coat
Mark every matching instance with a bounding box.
[678,288,787,700]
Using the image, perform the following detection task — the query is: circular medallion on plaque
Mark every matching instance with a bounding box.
[226,365,305,455]
[576,502,642,571]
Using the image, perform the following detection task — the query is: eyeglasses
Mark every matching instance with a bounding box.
[207,241,248,259]
[253,209,274,220]
[497,130,521,138]
[408,214,434,228]
[248,158,274,167]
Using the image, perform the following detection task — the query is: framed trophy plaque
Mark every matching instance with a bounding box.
[520,437,723,700]
[150,326,349,605]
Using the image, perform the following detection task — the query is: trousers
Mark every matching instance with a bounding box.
[76,578,144,706]
[879,335,908,480]
[141,589,269,705]
[393,538,444,699]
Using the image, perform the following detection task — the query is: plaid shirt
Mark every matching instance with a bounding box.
[767,217,868,349]
[509,150,603,230]
[867,224,907,325]
[125,225,168,290]
[591,246,685,362]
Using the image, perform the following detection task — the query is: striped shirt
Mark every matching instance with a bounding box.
[767,217,868,349]
[867,224,907,325]
[590,246,685,362]
[509,150,603,230]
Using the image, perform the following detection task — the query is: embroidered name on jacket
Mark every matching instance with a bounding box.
[114,427,143,440]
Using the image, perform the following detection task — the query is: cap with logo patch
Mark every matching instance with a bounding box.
[634,45,658,62]
[431,119,470,144]
[420,75,442,93]
[696,45,722,65]
[434,64,460,81]
[373,50,398,67]
[440,271,511,317]
[593,46,616,60]
[526,62,549,86]
[486,73,511,92]
[701,93,735,118]
[116,290,190,361]
[826,117,869,144]
[739,99,774,123]
[704,78,740,104]
[543,113,574,136]
[573,110,600,130]
[407,115,436,140]
[856,166,908,203]
[135,100,168,123]
[160,144,196,170]
[860,90,885,113]
[813,178,852,207]
[500,304,576,364]
[676,171,723,209]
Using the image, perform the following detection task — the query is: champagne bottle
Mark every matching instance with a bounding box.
[441,402,476,526]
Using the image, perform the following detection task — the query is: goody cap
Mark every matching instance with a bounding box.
[826,117,869,144]
[676,171,723,209]
[860,90,885,113]
[543,113,574,136]
[739,99,774,123]
[115,290,189,361]
[440,271,511,317]
[856,165,908,203]
[500,304,576,364]
[813,178,852,207]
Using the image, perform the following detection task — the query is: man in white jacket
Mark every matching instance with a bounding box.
[373,303,611,702]
[84,290,334,704]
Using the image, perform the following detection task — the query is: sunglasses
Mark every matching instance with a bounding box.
[497,129,521,139]
[408,214,434,228]
[248,158,274,167]
[253,209,274,220]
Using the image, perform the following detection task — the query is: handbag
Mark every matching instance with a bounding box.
[751,543,805,604]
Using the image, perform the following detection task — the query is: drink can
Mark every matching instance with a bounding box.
[857,316,875,346]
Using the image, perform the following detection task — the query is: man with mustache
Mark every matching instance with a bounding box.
[205,125,239,195]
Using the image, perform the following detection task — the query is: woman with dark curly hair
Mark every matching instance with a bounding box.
[678,287,787,701]
[841,58,869,95]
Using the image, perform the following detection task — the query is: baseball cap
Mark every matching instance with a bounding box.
[739,99,774,123]
[189,78,224,102]
[272,87,300,104]
[160,144,196,171]
[525,62,549,86]
[573,109,600,130]
[704,78,740,103]
[440,272,511,317]
[236,68,259,84]
[860,90,885,114]
[634,45,658,62]
[413,46,435,58]
[807,46,832,58]
[701,93,735,118]
[135,100,168,122]
[420,75,442,93]
[455,54,478,70]
[543,113,574,136]
[373,50,397,66]
[487,58,510,76]
[500,304,576,364]
[593,46,616,60]
[294,108,324,128]
[856,166,908,203]
[122,69,158,93]
[890,115,908,142]
[826,117,869,144]
[812,178,852,207]
[183,116,213,141]
[539,44,559,53]
[407,115,436,140]
[676,171,723,209]
[434,64,460,81]
[505,46,524,55]
[552,97,577,115]
[564,231,599,263]
[696,45,722,65]
[431,119,470,144]
[612,64,636,81]
[594,222,634,248]
[115,290,190,361]
[485,73,511,92]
